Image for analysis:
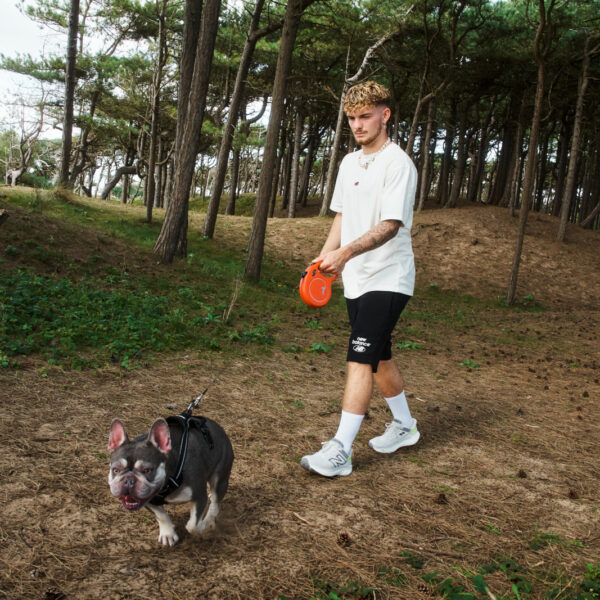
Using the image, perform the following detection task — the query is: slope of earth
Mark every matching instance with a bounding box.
[0,190,599,600]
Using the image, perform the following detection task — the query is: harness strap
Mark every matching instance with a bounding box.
[150,413,213,505]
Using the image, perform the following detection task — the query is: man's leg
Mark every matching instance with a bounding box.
[369,358,419,453]
[300,362,372,477]
[373,359,404,398]
[332,362,372,454]
[342,361,373,414]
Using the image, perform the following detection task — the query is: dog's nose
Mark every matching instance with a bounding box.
[124,474,136,488]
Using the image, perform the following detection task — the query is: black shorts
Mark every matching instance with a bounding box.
[346,291,410,373]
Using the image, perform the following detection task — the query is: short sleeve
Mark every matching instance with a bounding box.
[379,156,417,227]
[329,156,347,213]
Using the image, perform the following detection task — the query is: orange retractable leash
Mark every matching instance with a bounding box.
[299,261,338,308]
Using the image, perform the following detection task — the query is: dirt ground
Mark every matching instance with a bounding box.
[1,199,599,599]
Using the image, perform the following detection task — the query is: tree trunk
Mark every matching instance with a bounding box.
[146,0,168,223]
[416,101,435,211]
[488,94,520,205]
[154,0,221,263]
[299,130,316,207]
[508,120,525,216]
[269,128,287,217]
[244,0,314,281]
[154,138,164,209]
[287,110,304,219]
[466,102,494,205]
[534,126,552,212]
[436,102,456,206]
[551,114,570,216]
[225,148,240,215]
[281,130,294,210]
[557,35,595,241]
[507,0,552,305]
[445,103,470,208]
[121,173,130,204]
[203,0,267,238]
[102,165,137,199]
[58,0,80,188]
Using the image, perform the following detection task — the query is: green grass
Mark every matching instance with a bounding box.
[189,193,258,217]
[0,190,308,369]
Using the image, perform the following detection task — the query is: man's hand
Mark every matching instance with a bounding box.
[313,219,400,276]
[312,248,349,276]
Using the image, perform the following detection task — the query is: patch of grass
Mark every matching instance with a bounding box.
[498,294,545,313]
[310,340,332,354]
[400,550,424,569]
[305,318,322,330]
[189,193,258,217]
[309,577,377,599]
[460,358,481,368]
[530,531,584,552]
[377,565,408,587]
[0,270,265,368]
[396,340,424,351]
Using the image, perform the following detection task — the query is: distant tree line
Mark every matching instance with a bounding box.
[1,0,598,284]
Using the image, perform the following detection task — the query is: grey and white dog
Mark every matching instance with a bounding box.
[108,416,234,546]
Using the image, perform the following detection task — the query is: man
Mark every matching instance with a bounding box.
[300,81,419,478]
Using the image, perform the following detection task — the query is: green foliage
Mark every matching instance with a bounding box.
[400,550,424,569]
[460,358,481,368]
[396,340,424,351]
[0,270,229,368]
[498,295,545,313]
[310,340,331,354]
[376,565,408,587]
[310,577,377,599]
[228,325,274,345]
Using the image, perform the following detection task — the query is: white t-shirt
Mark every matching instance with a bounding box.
[329,142,417,300]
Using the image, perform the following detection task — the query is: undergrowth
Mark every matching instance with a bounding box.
[278,559,600,600]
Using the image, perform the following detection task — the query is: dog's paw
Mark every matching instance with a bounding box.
[196,516,216,535]
[185,519,197,536]
[158,530,179,546]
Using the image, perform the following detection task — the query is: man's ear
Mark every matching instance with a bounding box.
[382,106,392,124]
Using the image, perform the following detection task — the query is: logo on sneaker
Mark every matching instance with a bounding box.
[328,453,348,468]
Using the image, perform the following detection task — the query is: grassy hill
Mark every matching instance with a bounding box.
[0,187,599,600]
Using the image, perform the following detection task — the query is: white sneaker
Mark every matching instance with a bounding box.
[368,419,420,454]
[300,438,352,477]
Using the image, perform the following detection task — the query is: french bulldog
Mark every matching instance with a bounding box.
[108,415,234,546]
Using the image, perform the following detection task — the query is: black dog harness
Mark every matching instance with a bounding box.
[150,391,214,506]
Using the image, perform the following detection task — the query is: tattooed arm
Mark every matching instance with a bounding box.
[317,218,401,275]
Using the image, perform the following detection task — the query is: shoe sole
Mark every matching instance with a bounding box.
[300,457,352,477]
[368,431,420,454]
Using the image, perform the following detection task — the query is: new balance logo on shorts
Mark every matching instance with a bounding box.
[352,336,371,353]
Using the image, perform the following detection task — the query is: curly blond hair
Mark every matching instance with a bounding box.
[343,81,391,114]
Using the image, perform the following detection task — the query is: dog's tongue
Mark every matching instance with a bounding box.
[121,495,142,510]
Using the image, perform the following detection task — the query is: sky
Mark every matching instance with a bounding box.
[0,1,64,134]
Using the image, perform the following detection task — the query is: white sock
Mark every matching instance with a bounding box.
[385,391,413,425]
[334,410,364,454]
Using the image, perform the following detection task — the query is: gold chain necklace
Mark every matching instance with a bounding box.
[358,139,391,170]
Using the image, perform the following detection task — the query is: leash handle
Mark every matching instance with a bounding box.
[185,388,208,416]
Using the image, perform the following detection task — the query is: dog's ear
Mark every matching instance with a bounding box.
[148,418,172,454]
[108,419,129,451]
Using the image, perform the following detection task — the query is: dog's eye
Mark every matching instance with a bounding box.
[142,467,154,475]
[112,467,122,475]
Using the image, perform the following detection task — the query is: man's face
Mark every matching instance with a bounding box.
[346,104,391,148]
